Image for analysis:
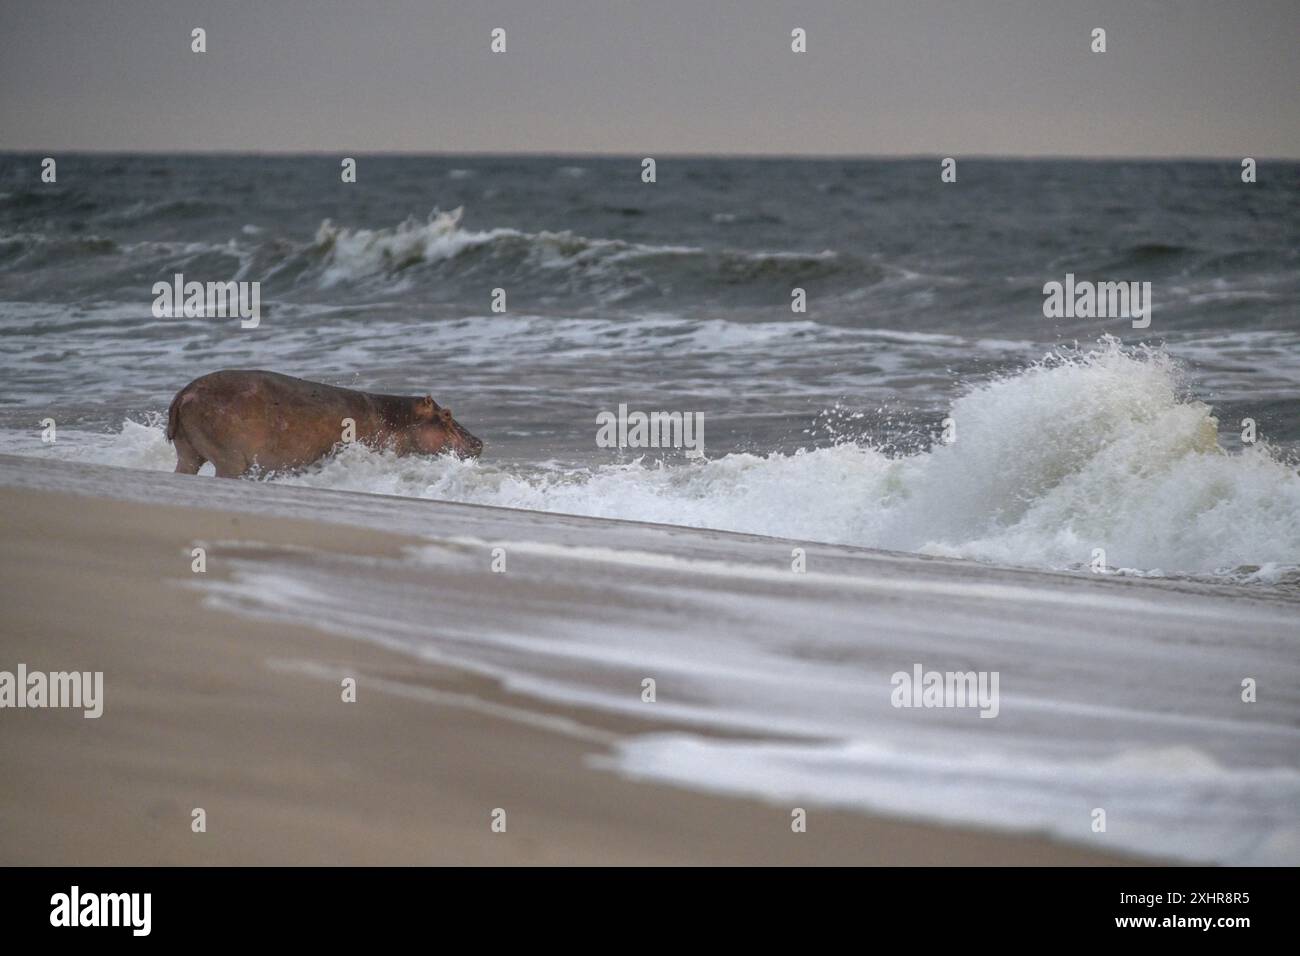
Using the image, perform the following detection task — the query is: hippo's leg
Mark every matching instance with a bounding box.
[184,427,249,478]
[172,434,206,475]
[211,455,249,479]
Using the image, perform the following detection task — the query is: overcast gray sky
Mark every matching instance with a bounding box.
[2,0,1297,157]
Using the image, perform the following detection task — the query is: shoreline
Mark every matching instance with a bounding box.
[0,458,1149,865]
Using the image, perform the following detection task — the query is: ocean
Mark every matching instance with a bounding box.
[2,154,1298,863]
[3,154,1298,579]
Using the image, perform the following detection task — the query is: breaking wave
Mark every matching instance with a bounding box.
[296,207,853,302]
[15,340,1300,580]
[0,206,859,305]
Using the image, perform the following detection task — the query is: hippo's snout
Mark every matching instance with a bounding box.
[458,431,484,459]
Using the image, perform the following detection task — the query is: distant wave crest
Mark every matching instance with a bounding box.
[0,205,857,304]
[294,207,851,301]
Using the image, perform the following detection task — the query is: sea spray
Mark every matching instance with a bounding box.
[11,340,1300,578]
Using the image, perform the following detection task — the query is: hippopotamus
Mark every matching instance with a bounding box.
[166,370,483,477]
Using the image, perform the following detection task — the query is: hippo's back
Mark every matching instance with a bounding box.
[185,370,362,416]
[171,370,371,473]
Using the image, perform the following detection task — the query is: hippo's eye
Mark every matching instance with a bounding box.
[440,407,453,422]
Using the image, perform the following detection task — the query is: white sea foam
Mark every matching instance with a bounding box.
[603,736,1300,865]
[313,208,513,287]
[7,339,1299,577]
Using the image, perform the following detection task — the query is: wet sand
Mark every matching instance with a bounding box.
[0,455,1144,865]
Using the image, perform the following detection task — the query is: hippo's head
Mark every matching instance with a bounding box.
[411,395,483,459]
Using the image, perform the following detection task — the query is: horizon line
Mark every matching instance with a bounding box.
[3,148,1296,163]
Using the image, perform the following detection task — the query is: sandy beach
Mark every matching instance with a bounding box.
[0,454,1157,866]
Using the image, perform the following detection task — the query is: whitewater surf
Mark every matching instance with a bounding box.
[7,338,1299,583]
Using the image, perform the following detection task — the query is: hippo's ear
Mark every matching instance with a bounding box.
[415,394,436,420]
